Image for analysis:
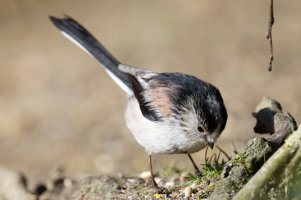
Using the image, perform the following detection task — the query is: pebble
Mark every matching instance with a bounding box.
[190,182,197,190]
[154,177,163,185]
[127,178,137,183]
[165,181,175,188]
[180,172,191,184]
[139,171,152,180]
[184,186,192,199]
[64,178,73,188]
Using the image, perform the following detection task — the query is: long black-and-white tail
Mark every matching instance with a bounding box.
[50,16,132,94]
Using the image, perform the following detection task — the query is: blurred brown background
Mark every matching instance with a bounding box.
[0,0,300,184]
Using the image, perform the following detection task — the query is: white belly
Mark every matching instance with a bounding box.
[124,98,207,155]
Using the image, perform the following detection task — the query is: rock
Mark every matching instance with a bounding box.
[190,182,197,190]
[164,181,175,188]
[139,171,152,180]
[179,172,191,184]
[183,186,192,199]
[0,167,34,200]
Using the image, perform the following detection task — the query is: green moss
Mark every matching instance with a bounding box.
[203,161,224,178]
[232,153,253,175]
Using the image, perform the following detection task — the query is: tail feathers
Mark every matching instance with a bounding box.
[50,16,132,94]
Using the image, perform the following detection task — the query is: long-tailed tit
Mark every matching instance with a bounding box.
[50,16,227,190]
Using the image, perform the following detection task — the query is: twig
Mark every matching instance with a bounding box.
[216,145,231,161]
[204,146,209,162]
[209,153,217,165]
[266,0,274,72]
[233,126,301,200]
[217,148,222,162]
[231,141,238,155]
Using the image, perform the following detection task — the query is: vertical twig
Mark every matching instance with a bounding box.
[216,145,231,161]
[217,148,222,162]
[231,141,238,155]
[267,0,274,72]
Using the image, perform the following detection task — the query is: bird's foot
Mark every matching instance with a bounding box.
[155,186,169,195]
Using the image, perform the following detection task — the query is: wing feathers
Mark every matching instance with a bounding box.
[127,74,161,121]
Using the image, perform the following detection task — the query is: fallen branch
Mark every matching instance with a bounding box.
[209,97,297,199]
[233,125,301,200]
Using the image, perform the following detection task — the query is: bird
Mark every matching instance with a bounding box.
[50,15,227,190]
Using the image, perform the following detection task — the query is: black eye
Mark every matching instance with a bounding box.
[198,126,204,132]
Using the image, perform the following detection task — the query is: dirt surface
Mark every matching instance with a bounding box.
[0,165,222,200]
[0,0,301,188]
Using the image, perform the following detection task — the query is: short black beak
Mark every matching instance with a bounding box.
[208,142,214,149]
[206,135,215,149]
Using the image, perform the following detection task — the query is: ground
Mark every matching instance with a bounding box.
[0,0,301,195]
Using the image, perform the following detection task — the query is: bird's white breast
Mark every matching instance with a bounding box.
[124,97,208,155]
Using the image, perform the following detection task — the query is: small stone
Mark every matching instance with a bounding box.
[64,178,73,188]
[154,177,163,185]
[190,182,197,190]
[165,181,175,188]
[127,178,136,183]
[154,177,162,182]
[180,172,191,184]
[184,186,192,199]
[139,171,152,180]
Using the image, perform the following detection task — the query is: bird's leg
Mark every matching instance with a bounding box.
[149,155,158,188]
[148,155,169,194]
[187,154,202,177]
